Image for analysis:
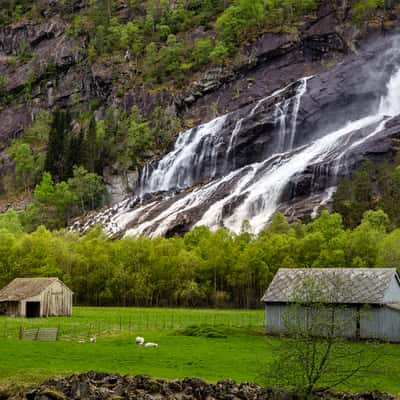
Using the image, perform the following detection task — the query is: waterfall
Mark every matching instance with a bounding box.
[141,78,310,195]
[118,66,400,237]
[142,115,227,194]
[76,46,400,238]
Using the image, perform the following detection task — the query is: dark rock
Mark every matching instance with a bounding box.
[3,373,396,400]
[0,106,32,148]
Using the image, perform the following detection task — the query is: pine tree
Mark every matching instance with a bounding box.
[44,110,71,182]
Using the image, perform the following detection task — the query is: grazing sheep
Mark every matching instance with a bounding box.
[144,342,158,348]
[135,336,145,345]
[89,336,97,343]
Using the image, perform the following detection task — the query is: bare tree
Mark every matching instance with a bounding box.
[263,274,383,397]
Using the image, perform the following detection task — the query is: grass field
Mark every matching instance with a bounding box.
[1,307,400,394]
[0,306,264,339]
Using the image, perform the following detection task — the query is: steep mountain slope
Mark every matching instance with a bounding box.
[74,34,400,237]
[1,0,400,235]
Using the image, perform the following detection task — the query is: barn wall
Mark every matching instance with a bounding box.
[24,281,73,317]
[265,304,358,338]
[0,301,20,316]
[360,306,400,342]
[42,281,73,317]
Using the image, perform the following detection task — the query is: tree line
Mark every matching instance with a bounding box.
[0,208,399,308]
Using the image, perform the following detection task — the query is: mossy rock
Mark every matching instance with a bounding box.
[39,388,67,400]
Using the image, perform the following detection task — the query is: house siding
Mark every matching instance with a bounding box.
[265,303,400,342]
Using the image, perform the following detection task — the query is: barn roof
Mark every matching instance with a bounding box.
[0,278,61,301]
[261,268,399,305]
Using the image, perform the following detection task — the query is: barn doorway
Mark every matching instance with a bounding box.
[26,302,40,318]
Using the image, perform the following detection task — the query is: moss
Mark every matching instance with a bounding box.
[39,388,67,400]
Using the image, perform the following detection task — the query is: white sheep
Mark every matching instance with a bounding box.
[144,342,158,348]
[89,336,97,343]
[135,336,145,345]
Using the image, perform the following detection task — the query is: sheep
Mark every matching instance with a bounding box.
[135,336,145,346]
[89,336,97,343]
[144,342,158,348]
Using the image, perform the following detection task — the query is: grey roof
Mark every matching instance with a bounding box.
[261,268,398,305]
[0,278,61,301]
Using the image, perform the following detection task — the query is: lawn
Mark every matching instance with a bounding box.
[0,307,400,395]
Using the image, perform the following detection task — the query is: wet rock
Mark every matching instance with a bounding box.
[0,17,66,56]
[0,106,32,148]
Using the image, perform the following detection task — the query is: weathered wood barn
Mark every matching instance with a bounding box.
[262,268,400,342]
[0,278,73,318]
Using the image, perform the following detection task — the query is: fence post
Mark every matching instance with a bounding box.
[19,326,23,340]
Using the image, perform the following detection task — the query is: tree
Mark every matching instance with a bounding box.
[44,110,72,182]
[8,141,45,192]
[209,41,229,65]
[67,166,106,212]
[144,42,160,82]
[264,274,382,396]
[192,38,214,68]
[216,0,265,51]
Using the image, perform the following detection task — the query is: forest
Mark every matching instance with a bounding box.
[0,204,399,308]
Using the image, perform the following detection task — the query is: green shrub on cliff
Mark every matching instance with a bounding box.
[353,0,385,24]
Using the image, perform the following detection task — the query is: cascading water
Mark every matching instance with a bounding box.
[141,78,310,195]
[141,116,227,194]
[74,42,400,238]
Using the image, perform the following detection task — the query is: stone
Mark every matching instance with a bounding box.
[2,373,396,400]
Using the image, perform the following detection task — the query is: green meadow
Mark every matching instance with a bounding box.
[0,307,400,395]
[0,306,264,339]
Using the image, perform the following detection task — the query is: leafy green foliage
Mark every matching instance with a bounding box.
[96,105,180,173]
[353,0,385,24]
[1,208,400,307]
[333,159,400,228]
[216,0,266,52]
[7,141,45,192]
[22,169,106,231]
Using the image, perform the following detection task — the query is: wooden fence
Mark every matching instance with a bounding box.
[19,327,59,341]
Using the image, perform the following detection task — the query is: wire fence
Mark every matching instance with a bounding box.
[0,307,264,340]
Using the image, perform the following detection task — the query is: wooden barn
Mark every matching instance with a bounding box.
[0,278,73,318]
[262,268,400,342]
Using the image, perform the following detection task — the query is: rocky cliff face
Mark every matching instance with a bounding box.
[72,30,400,238]
[2,1,400,234]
